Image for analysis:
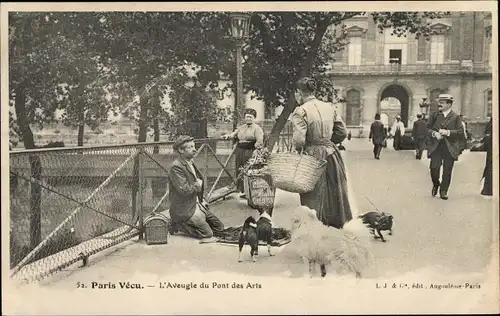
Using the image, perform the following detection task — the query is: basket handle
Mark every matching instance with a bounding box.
[317,159,327,169]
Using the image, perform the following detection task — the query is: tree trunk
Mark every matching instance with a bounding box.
[152,91,161,153]
[153,117,160,154]
[266,21,330,151]
[137,92,149,143]
[14,87,42,250]
[77,124,85,147]
[76,79,87,147]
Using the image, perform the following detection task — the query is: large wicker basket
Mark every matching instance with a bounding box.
[267,152,327,193]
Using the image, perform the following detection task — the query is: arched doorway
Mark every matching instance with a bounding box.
[379,84,410,127]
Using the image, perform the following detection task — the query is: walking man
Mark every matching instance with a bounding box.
[168,135,224,243]
[426,94,464,200]
[412,113,428,160]
[369,113,387,160]
[391,115,405,151]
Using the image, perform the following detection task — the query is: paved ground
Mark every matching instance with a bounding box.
[6,138,498,314]
[33,138,495,281]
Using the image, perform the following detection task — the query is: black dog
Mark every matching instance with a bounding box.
[238,210,274,262]
[358,211,394,242]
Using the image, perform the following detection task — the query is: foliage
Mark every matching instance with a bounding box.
[371,12,451,38]
[8,11,450,149]
[238,147,272,179]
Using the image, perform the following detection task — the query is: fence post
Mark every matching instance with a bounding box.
[203,142,209,193]
[29,154,42,250]
[138,147,145,240]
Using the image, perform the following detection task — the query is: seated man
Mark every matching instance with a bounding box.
[168,135,224,243]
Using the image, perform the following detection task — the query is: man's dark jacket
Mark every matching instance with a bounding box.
[412,118,427,139]
[369,120,386,145]
[168,157,205,223]
[426,110,464,160]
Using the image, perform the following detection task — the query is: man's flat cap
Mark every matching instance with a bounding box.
[173,135,194,151]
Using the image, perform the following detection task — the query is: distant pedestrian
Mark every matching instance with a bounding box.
[412,113,427,160]
[426,94,464,200]
[391,115,405,151]
[458,114,468,154]
[369,113,386,160]
[481,117,492,196]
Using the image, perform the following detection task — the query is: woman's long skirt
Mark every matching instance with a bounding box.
[393,130,402,150]
[235,147,255,193]
[299,146,353,229]
[481,150,492,196]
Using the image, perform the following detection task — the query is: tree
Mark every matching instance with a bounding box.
[126,12,449,149]
[245,12,451,149]
[9,12,75,249]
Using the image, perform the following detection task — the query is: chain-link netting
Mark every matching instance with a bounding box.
[138,139,239,220]
[9,139,244,283]
[9,145,142,283]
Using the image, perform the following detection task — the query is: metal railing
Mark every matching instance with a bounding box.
[325,63,492,75]
[8,133,293,283]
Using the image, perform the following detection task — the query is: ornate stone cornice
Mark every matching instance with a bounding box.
[346,25,367,37]
[429,22,452,35]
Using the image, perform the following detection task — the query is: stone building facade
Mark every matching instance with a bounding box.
[325,12,493,136]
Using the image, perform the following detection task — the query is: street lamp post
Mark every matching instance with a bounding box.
[419,97,430,116]
[229,13,251,130]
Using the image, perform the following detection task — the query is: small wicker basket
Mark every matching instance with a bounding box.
[267,152,327,193]
[144,212,170,245]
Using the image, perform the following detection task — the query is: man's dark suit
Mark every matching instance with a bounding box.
[168,157,224,238]
[369,120,386,159]
[426,110,464,196]
[412,118,428,159]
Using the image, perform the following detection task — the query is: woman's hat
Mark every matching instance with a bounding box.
[244,108,257,118]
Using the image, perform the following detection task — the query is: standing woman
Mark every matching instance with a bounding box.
[222,108,264,198]
[481,117,493,196]
[291,77,353,229]
[391,115,405,151]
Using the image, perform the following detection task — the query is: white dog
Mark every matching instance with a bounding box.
[289,206,372,278]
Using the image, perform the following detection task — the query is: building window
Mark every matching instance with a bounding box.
[430,34,445,64]
[486,89,492,118]
[389,49,402,64]
[348,36,362,66]
[345,89,361,125]
[485,32,493,67]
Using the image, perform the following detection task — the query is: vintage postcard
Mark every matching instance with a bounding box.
[2,1,498,315]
